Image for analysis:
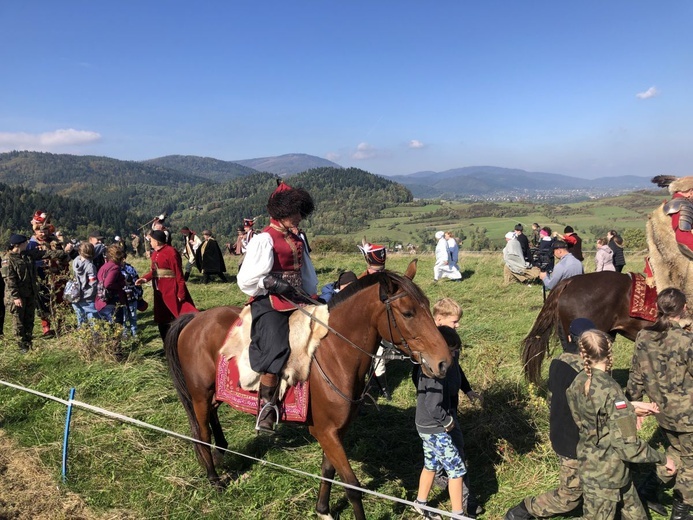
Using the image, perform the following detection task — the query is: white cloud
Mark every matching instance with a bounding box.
[408,139,425,149]
[352,142,378,160]
[0,128,102,151]
[636,86,659,100]
[325,152,341,162]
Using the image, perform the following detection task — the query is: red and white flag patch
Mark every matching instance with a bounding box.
[615,400,628,410]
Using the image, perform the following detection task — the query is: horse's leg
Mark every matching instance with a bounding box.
[312,429,366,520]
[209,402,228,467]
[315,452,337,520]
[190,395,225,489]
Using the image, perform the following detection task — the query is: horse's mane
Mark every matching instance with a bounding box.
[327,270,429,310]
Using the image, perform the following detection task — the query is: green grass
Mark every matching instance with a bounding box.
[0,252,671,519]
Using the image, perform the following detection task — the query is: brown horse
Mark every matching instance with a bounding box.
[164,261,452,520]
[522,271,652,384]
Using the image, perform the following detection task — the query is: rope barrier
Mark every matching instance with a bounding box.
[0,378,472,519]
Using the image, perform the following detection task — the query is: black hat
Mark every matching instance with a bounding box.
[337,271,357,287]
[88,230,104,239]
[358,243,387,266]
[243,218,254,227]
[569,318,596,338]
[9,233,27,246]
[149,230,167,243]
[552,240,568,250]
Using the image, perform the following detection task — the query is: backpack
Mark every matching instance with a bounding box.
[63,279,82,303]
[97,264,115,303]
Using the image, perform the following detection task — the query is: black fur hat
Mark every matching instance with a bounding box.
[267,180,315,219]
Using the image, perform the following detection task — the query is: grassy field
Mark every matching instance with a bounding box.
[329,191,666,252]
[0,250,670,519]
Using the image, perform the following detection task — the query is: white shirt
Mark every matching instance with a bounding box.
[237,232,318,297]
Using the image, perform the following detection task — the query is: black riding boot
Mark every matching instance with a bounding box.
[671,491,693,520]
[256,374,279,434]
[183,271,190,282]
[637,471,666,516]
[375,374,391,401]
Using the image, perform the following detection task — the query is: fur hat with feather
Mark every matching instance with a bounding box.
[652,175,693,194]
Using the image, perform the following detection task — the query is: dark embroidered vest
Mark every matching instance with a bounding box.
[265,219,303,311]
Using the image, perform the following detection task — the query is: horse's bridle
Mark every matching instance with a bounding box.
[286,286,429,404]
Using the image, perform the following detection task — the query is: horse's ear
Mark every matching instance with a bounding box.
[378,274,396,302]
[404,259,418,280]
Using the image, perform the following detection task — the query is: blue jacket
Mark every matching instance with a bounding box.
[543,253,583,290]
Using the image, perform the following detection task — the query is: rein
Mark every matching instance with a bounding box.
[280,286,418,404]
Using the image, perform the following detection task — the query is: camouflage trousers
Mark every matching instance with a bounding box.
[525,455,582,517]
[656,429,693,504]
[8,298,36,349]
[582,481,647,520]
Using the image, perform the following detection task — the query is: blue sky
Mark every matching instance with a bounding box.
[1,1,691,179]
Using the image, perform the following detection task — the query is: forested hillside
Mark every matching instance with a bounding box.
[142,155,258,182]
[0,153,412,244]
[0,182,134,243]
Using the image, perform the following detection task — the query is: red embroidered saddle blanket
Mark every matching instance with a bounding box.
[629,272,658,322]
[215,355,310,424]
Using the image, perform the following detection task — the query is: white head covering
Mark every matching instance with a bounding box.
[505,231,516,240]
[435,231,445,240]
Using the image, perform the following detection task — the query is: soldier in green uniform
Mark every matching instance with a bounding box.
[2,234,71,353]
[627,288,693,520]
[566,329,676,520]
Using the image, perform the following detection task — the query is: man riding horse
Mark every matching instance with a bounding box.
[647,175,693,305]
[236,180,318,434]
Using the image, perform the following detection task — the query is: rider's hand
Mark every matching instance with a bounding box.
[263,275,293,296]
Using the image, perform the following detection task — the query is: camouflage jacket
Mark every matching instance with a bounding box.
[627,324,693,432]
[2,249,69,301]
[567,369,666,497]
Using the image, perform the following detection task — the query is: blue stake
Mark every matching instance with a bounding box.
[62,387,76,482]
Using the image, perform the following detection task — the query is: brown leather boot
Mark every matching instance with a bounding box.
[256,374,279,434]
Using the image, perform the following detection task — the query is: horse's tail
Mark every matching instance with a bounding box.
[521,279,572,384]
[165,313,200,439]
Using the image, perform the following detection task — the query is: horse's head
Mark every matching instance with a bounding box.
[376,261,452,379]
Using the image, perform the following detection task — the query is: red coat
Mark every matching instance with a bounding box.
[141,244,197,323]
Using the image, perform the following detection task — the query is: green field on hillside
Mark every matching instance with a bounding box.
[0,251,668,519]
[325,191,665,252]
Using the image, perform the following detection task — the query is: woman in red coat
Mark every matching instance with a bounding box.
[136,230,197,339]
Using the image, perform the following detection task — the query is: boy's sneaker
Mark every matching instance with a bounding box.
[413,500,443,520]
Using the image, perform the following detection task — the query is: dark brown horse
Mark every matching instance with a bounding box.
[522,271,652,384]
[164,261,452,520]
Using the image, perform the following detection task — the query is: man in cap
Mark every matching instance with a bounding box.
[505,318,596,520]
[318,270,357,303]
[135,230,197,341]
[555,226,583,262]
[237,180,318,433]
[2,233,71,352]
[195,230,228,283]
[433,231,462,282]
[180,227,202,282]
[503,231,540,285]
[539,240,583,290]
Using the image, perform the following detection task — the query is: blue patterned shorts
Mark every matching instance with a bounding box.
[419,432,467,479]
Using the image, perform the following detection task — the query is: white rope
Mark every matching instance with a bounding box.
[0,378,471,519]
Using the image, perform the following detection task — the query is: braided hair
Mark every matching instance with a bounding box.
[578,329,613,395]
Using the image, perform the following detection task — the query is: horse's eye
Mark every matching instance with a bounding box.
[402,311,415,319]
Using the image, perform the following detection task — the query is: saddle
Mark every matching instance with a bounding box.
[215,305,330,422]
[628,272,658,322]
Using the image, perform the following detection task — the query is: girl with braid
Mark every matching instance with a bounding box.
[566,330,675,519]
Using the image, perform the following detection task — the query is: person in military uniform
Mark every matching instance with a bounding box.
[237,180,317,434]
[566,329,675,520]
[2,234,71,352]
[505,318,596,520]
[627,288,693,520]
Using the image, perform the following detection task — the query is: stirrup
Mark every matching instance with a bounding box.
[255,401,280,433]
